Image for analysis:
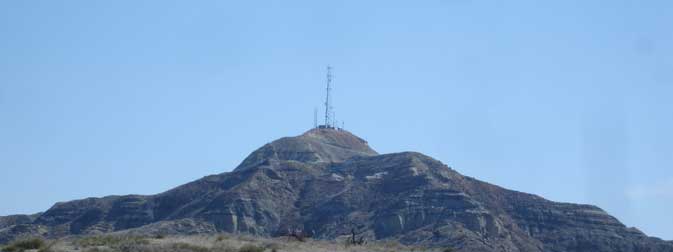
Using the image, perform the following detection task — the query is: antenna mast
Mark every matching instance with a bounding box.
[313,108,318,129]
[324,66,333,128]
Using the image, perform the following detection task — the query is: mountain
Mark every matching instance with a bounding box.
[2,128,672,251]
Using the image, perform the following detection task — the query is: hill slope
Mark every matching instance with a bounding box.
[2,128,672,252]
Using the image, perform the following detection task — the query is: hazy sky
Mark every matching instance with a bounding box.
[1,0,672,240]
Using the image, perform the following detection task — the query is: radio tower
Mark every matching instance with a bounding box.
[313,107,318,129]
[324,66,333,128]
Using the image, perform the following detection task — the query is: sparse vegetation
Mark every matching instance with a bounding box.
[76,235,149,248]
[2,234,450,252]
[2,237,46,252]
[345,228,367,247]
[37,240,58,252]
[237,244,265,252]
[83,248,113,252]
[168,242,211,252]
[216,235,226,242]
[285,227,311,242]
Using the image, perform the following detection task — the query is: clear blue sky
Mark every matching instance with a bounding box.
[1,0,672,240]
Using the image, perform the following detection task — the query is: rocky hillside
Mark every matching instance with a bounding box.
[2,128,672,252]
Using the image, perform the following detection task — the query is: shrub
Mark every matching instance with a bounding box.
[169,242,211,252]
[212,245,237,252]
[262,242,280,251]
[238,244,265,252]
[442,248,456,252]
[3,238,46,252]
[76,235,149,247]
[84,248,114,252]
[37,241,57,252]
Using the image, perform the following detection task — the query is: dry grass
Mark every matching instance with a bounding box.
[1,234,449,252]
[1,238,45,252]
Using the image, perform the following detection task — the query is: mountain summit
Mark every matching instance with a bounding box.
[237,128,377,169]
[2,128,672,252]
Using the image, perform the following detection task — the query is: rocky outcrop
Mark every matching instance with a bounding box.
[2,128,671,252]
[114,218,217,236]
[0,214,40,230]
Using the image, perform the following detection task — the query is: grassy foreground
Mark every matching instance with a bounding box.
[1,234,453,252]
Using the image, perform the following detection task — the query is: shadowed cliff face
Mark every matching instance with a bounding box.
[2,129,672,252]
